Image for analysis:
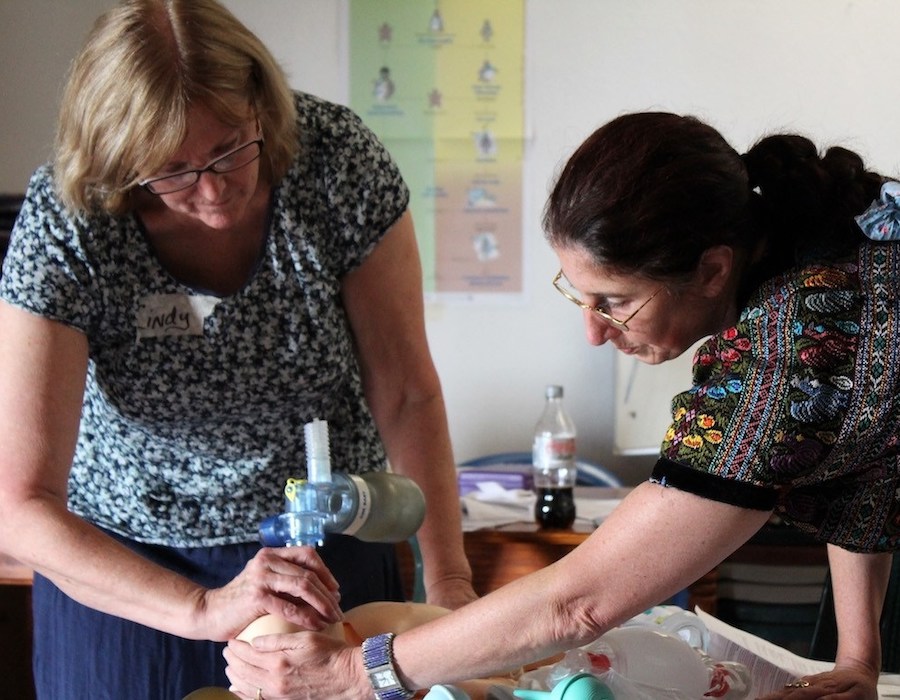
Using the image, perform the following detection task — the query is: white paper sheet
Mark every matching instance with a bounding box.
[697,608,900,698]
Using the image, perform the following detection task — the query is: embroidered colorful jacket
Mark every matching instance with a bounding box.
[655,242,900,552]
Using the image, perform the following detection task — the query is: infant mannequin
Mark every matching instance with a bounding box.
[239,599,454,643]
[185,601,521,700]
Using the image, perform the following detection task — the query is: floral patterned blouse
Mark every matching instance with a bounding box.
[0,92,409,547]
[655,241,900,552]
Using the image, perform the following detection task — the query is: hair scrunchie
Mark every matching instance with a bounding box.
[855,181,900,241]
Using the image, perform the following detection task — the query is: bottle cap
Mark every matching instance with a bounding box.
[546,385,563,399]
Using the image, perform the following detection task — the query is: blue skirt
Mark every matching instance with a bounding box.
[32,530,405,700]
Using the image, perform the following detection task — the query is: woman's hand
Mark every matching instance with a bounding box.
[197,546,343,641]
[757,666,878,700]
[223,631,369,700]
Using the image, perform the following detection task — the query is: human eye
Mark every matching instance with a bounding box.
[211,141,256,172]
[213,149,241,170]
[159,171,196,186]
[141,168,198,194]
[576,288,611,311]
[151,157,192,178]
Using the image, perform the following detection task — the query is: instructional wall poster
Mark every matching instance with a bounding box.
[349,0,525,301]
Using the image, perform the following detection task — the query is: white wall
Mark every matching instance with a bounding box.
[0,0,113,192]
[4,1,900,484]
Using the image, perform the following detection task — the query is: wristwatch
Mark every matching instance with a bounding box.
[361,633,415,700]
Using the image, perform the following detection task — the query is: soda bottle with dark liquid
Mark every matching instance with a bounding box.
[535,485,576,529]
[532,385,577,530]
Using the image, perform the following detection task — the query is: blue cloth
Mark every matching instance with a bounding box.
[855,181,900,241]
[32,530,405,700]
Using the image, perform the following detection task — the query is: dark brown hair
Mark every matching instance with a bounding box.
[543,112,883,286]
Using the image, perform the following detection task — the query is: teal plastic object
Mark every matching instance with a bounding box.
[422,684,470,699]
[513,673,614,700]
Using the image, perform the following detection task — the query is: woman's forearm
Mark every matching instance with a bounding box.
[829,544,891,675]
[388,483,772,691]
[374,390,474,600]
[0,494,208,638]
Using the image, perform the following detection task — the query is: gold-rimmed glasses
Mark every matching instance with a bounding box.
[552,269,661,331]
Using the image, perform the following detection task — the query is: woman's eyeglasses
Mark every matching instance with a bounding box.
[552,269,661,331]
[139,138,264,195]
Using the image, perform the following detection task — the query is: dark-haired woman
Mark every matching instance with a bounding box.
[225,113,899,700]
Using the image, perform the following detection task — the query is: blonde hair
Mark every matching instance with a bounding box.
[54,0,298,216]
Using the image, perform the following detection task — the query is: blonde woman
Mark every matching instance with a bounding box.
[0,1,474,697]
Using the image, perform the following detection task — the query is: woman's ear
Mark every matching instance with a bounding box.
[693,245,735,298]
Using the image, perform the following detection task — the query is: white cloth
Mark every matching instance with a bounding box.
[460,482,622,531]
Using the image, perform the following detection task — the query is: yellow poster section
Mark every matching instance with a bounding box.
[349,0,525,298]
[432,0,524,296]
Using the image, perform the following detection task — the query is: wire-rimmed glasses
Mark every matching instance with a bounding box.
[139,138,264,195]
[552,269,661,331]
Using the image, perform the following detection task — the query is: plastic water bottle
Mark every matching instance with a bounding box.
[258,419,426,547]
[532,385,577,529]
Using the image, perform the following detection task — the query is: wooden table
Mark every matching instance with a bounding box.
[0,552,32,585]
[398,487,827,616]
[0,553,34,699]
[455,519,719,612]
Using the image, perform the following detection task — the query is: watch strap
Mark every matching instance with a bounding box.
[361,632,414,700]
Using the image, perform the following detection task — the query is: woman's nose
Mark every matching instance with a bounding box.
[584,309,621,346]
[195,170,227,199]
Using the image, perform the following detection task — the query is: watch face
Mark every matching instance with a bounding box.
[363,633,413,699]
[373,669,398,689]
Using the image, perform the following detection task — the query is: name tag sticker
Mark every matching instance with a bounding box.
[135,294,220,339]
